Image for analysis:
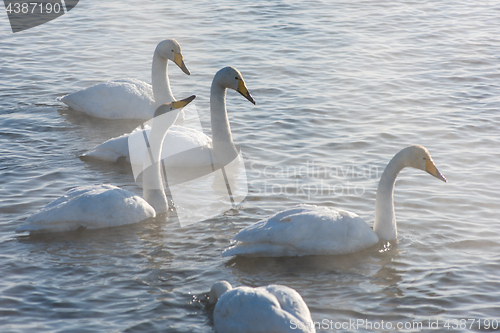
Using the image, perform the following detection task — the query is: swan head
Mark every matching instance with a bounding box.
[214,66,256,105]
[155,39,190,75]
[209,280,232,304]
[405,145,447,182]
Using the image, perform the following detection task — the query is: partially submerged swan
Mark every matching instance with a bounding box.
[59,39,190,119]
[222,145,447,257]
[81,66,255,168]
[209,281,315,333]
[16,96,195,234]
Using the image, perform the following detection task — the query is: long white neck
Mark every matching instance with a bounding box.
[142,116,171,214]
[210,82,238,165]
[151,52,174,106]
[373,149,408,240]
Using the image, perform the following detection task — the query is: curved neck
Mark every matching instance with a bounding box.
[210,82,237,165]
[151,53,174,106]
[373,151,407,240]
[142,116,171,214]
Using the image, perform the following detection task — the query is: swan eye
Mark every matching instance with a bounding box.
[235,77,239,80]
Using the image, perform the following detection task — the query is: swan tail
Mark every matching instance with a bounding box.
[80,134,131,163]
[79,149,128,163]
[265,285,316,332]
[15,219,83,234]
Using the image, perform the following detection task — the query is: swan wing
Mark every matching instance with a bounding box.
[81,132,131,163]
[222,204,378,257]
[60,79,155,119]
[81,125,213,167]
[214,286,315,333]
[161,125,212,167]
[265,285,315,331]
[16,185,155,233]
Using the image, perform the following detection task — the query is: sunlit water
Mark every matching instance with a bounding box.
[1,1,500,332]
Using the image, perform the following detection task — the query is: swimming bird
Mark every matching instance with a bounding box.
[16,96,195,234]
[59,39,190,120]
[209,281,315,333]
[222,145,447,257]
[80,66,255,168]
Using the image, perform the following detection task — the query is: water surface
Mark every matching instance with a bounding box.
[1,0,499,332]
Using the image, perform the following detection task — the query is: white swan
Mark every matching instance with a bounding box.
[16,97,195,234]
[80,123,212,167]
[209,281,315,333]
[80,66,255,168]
[59,39,190,120]
[222,145,447,257]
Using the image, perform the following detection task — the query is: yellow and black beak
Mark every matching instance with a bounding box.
[172,95,196,109]
[425,159,447,182]
[174,52,190,75]
[154,95,196,117]
[237,79,256,105]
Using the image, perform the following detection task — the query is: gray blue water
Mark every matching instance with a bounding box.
[1,0,499,332]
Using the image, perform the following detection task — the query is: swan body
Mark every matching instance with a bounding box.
[209,281,315,333]
[16,97,195,234]
[222,204,379,257]
[15,185,155,233]
[223,145,447,257]
[81,66,255,168]
[81,125,212,167]
[59,39,190,120]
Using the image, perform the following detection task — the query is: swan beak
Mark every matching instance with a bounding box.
[237,79,256,105]
[174,53,190,75]
[425,159,447,182]
[154,95,196,117]
[172,95,196,110]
